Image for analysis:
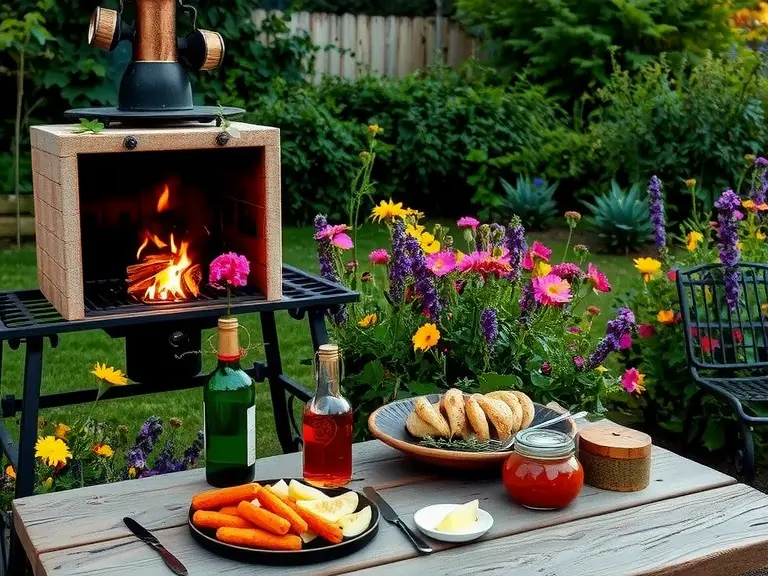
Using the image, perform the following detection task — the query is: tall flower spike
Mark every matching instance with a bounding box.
[714,190,742,311]
[405,232,442,319]
[587,307,636,369]
[389,221,411,304]
[480,307,499,346]
[752,157,768,205]
[647,175,666,257]
[504,216,527,281]
[313,215,346,324]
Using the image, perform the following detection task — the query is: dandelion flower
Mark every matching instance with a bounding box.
[532,274,572,306]
[91,362,128,386]
[35,436,72,468]
[371,199,407,223]
[358,313,378,328]
[634,257,662,282]
[412,323,441,352]
[92,443,114,458]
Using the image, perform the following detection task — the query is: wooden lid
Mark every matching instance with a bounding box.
[578,423,651,460]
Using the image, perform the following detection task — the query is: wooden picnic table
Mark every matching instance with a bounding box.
[12,440,768,576]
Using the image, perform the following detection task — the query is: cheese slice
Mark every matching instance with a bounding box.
[434,500,479,533]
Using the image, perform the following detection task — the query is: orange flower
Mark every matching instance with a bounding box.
[657,310,676,324]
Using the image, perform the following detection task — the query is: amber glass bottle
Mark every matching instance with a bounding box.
[204,317,256,487]
[302,344,353,487]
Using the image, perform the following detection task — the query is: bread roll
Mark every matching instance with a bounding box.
[474,395,516,440]
[441,388,468,438]
[406,410,441,438]
[485,391,523,435]
[413,397,450,437]
[465,394,490,440]
[511,391,535,429]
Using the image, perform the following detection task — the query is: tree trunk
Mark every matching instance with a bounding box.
[14,49,25,250]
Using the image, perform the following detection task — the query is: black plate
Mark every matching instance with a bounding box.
[188,479,380,565]
[64,105,244,126]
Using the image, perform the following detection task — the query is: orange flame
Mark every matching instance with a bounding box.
[127,184,201,303]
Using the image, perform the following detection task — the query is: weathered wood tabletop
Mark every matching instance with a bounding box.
[13,440,768,576]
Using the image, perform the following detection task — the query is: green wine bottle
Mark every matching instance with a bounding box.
[204,316,256,487]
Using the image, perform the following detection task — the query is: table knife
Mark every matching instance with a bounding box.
[363,486,432,554]
[123,517,188,576]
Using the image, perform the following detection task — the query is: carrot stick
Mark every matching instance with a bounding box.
[192,510,253,530]
[191,484,259,511]
[216,527,302,551]
[218,506,240,516]
[237,501,291,535]
[256,485,308,534]
[272,489,343,544]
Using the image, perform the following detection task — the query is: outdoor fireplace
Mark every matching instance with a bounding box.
[31,123,282,322]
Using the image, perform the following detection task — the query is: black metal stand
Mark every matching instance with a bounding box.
[0,265,356,576]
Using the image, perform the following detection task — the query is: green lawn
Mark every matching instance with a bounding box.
[0,225,642,462]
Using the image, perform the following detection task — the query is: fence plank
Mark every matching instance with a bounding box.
[311,12,329,80]
[356,14,371,75]
[396,17,412,77]
[424,17,436,66]
[369,16,386,75]
[296,11,311,35]
[447,21,462,67]
[385,16,398,77]
[341,13,357,79]
[328,14,341,76]
[411,16,426,71]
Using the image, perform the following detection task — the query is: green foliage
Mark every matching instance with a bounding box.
[499,176,558,230]
[456,0,749,105]
[591,52,768,214]
[72,118,104,134]
[583,181,653,253]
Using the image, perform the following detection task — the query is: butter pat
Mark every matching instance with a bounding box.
[434,500,479,533]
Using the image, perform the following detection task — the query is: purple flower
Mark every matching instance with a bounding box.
[314,215,340,285]
[540,361,552,375]
[405,232,442,319]
[519,279,537,324]
[389,221,411,304]
[550,263,584,281]
[573,356,585,369]
[648,175,666,252]
[534,178,544,187]
[752,158,768,205]
[714,190,742,310]
[504,216,527,281]
[126,448,146,470]
[587,307,636,368]
[140,416,162,441]
[183,430,204,468]
[480,308,499,345]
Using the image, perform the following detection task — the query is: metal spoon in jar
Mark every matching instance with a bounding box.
[488,410,588,452]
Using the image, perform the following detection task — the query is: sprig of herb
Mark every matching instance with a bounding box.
[419,436,506,453]
[216,104,240,139]
[73,118,104,134]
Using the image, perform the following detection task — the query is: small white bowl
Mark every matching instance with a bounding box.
[413,504,493,543]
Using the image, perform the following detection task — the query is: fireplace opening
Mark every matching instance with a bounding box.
[77,147,268,315]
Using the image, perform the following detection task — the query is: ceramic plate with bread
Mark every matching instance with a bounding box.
[368,391,576,470]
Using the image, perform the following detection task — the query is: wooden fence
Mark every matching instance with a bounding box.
[252,10,477,80]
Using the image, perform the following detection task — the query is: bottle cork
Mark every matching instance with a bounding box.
[217,317,240,360]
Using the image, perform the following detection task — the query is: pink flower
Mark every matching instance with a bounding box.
[567,326,581,334]
[209,252,250,288]
[587,263,611,293]
[522,241,552,270]
[314,224,353,250]
[532,274,572,306]
[732,329,743,344]
[426,250,457,276]
[621,368,646,394]
[700,336,720,354]
[619,333,632,350]
[456,216,480,230]
[458,250,511,278]
[667,269,677,282]
[573,356,585,369]
[368,249,390,265]
[638,324,655,339]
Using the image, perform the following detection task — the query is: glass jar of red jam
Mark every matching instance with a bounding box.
[502,428,583,510]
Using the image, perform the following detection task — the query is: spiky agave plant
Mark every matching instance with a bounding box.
[583,180,653,253]
[500,176,559,230]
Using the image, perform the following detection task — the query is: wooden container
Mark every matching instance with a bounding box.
[578,424,651,492]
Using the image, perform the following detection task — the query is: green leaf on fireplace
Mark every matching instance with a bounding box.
[72,118,104,134]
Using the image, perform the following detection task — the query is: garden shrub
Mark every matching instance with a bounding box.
[456,0,748,106]
[590,52,768,218]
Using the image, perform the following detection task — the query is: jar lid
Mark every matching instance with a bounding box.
[514,429,575,459]
[578,424,651,460]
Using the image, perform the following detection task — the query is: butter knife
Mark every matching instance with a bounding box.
[123,517,188,575]
[363,486,432,554]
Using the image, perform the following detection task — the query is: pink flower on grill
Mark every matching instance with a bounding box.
[209,252,250,288]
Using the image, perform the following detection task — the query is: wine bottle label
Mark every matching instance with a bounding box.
[247,405,256,466]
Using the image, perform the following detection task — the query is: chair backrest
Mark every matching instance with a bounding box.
[676,262,768,371]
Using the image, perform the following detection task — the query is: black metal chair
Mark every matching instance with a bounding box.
[676,263,768,481]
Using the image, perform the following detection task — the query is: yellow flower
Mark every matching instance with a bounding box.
[657,310,675,324]
[758,231,767,240]
[54,423,71,440]
[686,231,704,252]
[406,223,425,239]
[43,477,53,490]
[35,436,72,468]
[634,257,662,282]
[746,154,756,162]
[743,199,756,211]
[358,313,378,328]
[405,207,424,220]
[371,199,407,223]
[412,323,441,352]
[92,443,114,458]
[595,365,609,374]
[128,467,137,479]
[368,124,383,136]
[738,241,744,250]
[684,179,697,189]
[5,466,15,480]
[456,250,465,264]
[419,232,440,254]
[534,261,552,277]
[762,303,768,315]
[91,362,128,386]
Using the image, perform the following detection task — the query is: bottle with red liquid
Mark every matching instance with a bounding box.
[302,344,353,487]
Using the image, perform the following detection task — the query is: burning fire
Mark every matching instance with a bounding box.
[126,185,201,303]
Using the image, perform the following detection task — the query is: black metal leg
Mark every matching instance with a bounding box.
[682,388,706,452]
[736,420,756,482]
[308,307,329,350]
[259,312,299,454]
[9,337,44,576]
